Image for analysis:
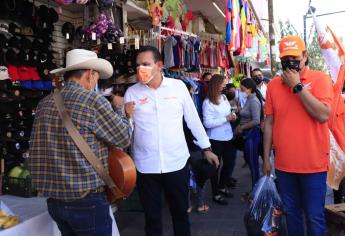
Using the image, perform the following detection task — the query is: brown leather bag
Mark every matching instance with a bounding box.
[53,89,136,203]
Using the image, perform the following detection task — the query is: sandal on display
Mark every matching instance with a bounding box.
[212,195,228,205]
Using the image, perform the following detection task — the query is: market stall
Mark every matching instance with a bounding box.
[0,0,267,234]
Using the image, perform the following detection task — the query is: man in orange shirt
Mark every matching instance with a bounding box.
[263,35,333,236]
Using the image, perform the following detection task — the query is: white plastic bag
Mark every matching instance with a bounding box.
[249,176,282,221]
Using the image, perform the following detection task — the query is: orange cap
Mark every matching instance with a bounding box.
[279,35,306,58]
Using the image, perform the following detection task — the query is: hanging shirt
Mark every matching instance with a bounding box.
[173,36,181,67]
[124,77,211,174]
[164,36,177,68]
[209,43,216,68]
[181,38,188,67]
[194,39,201,70]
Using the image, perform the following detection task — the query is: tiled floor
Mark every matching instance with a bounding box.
[116,153,252,236]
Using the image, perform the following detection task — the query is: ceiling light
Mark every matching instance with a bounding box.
[212,2,225,18]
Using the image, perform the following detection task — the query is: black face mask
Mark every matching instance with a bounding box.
[226,93,236,101]
[223,89,235,101]
[252,77,263,85]
[281,59,301,71]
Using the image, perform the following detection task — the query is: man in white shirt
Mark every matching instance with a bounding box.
[251,68,267,101]
[123,46,219,236]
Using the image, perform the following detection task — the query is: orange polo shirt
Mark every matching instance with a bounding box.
[265,69,333,173]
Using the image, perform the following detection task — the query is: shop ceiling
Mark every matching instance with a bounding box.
[125,0,227,33]
[45,0,229,32]
[184,0,226,33]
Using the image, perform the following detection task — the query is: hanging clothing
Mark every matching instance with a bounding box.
[164,36,177,68]
[173,36,181,68]
[226,0,232,45]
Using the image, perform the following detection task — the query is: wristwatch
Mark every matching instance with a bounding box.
[293,83,304,94]
[203,147,212,152]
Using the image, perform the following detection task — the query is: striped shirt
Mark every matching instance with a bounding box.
[28,80,132,200]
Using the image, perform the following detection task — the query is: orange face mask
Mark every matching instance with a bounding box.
[137,66,154,84]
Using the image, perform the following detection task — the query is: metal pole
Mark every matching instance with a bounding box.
[303,9,345,46]
[268,0,276,74]
[305,10,345,18]
[303,15,307,47]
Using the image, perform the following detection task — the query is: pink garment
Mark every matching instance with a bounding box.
[218,41,225,68]
[209,43,216,68]
[231,0,241,52]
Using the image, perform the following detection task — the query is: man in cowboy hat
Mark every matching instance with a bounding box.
[263,35,333,235]
[28,49,134,236]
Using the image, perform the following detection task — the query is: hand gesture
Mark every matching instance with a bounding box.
[124,102,136,118]
[204,151,219,168]
[235,125,243,135]
[112,95,124,108]
[281,69,301,88]
[227,113,237,122]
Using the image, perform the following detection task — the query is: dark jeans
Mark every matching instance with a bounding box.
[228,147,237,178]
[243,127,261,188]
[210,139,236,196]
[137,164,190,236]
[276,170,327,236]
[47,192,112,236]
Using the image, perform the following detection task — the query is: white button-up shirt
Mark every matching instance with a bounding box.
[124,77,211,174]
[202,95,233,141]
[258,83,267,101]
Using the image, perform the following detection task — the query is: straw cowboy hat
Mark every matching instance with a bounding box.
[50,49,113,79]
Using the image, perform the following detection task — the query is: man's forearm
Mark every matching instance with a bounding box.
[263,118,273,162]
[298,89,330,123]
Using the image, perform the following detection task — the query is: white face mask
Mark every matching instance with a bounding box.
[93,83,99,93]
[240,90,248,98]
[90,74,99,92]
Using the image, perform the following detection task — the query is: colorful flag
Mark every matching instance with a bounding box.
[226,0,232,45]
[311,6,345,190]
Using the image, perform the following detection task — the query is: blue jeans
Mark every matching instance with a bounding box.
[47,192,112,236]
[275,170,327,236]
[243,127,261,187]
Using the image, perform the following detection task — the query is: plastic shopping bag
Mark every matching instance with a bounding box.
[261,206,283,235]
[244,176,283,235]
[249,176,282,221]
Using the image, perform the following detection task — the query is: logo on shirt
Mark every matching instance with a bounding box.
[283,41,298,50]
[138,96,149,105]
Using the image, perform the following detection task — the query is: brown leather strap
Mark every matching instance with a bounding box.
[52,89,123,197]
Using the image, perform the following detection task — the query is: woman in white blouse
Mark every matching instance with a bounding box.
[202,74,237,205]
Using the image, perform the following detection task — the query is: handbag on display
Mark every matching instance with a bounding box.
[52,89,136,203]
